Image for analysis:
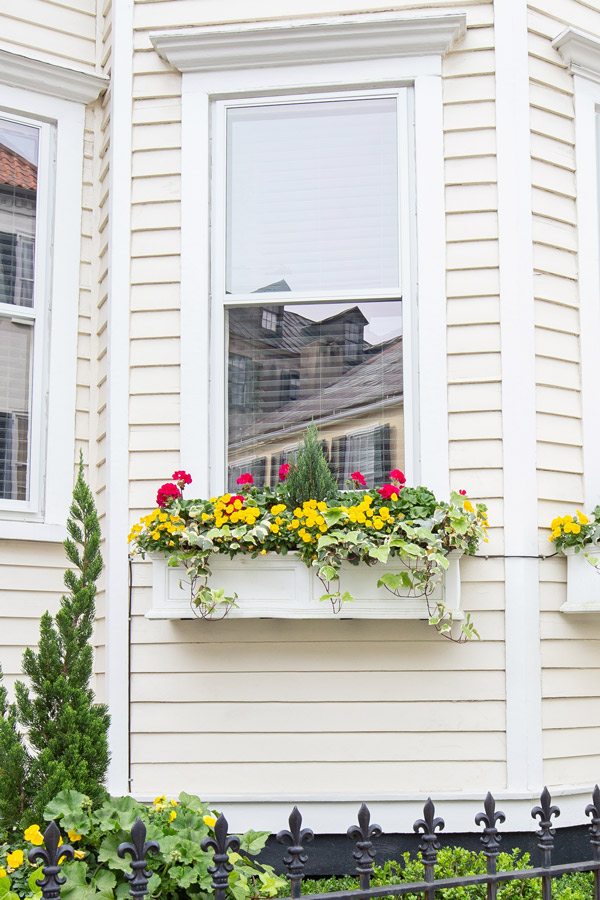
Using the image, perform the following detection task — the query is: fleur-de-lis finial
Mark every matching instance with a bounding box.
[277,807,314,900]
[413,798,445,863]
[118,817,160,900]
[201,814,241,900]
[532,787,560,863]
[475,793,506,857]
[585,785,600,854]
[347,804,382,885]
[28,821,74,900]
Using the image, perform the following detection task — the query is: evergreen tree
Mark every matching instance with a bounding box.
[0,666,30,828]
[282,423,338,508]
[13,459,109,825]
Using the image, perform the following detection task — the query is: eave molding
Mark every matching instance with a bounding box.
[150,11,467,73]
[0,48,108,104]
[553,27,600,85]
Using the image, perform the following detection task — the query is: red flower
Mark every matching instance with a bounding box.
[350,471,366,487]
[459,489,467,496]
[279,463,290,482]
[377,483,400,500]
[236,472,254,486]
[172,470,192,488]
[157,482,181,507]
[389,469,406,485]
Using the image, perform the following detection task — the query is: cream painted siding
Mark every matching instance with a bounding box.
[527,2,600,787]
[125,0,509,803]
[0,0,97,71]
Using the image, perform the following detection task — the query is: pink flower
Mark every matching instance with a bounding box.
[350,471,366,487]
[389,469,406,486]
[459,489,467,496]
[279,463,291,482]
[377,483,400,500]
[172,470,192,488]
[236,473,254,486]
[157,482,181,507]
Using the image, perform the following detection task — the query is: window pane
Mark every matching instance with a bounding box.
[227,300,403,491]
[226,99,399,294]
[0,316,32,500]
[0,119,38,308]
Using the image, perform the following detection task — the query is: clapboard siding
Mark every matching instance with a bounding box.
[0,0,96,69]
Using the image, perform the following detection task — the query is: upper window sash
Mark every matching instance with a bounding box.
[0,109,52,515]
[212,88,412,308]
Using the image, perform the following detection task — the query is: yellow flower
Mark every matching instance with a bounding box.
[74,851,86,860]
[379,507,390,519]
[154,795,166,806]
[572,524,581,534]
[548,533,554,542]
[7,851,23,869]
[0,868,6,879]
[260,549,267,555]
[294,508,302,517]
[553,528,561,538]
[317,501,327,512]
[464,500,474,513]
[68,830,82,843]
[373,518,384,530]
[203,815,217,828]
[24,824,44,845]
[158,513,168,523]
[577,510,589,525]
[168,810,177,823]
[270,523,279,534]
[564,523,573,533]
[551,516,563,529]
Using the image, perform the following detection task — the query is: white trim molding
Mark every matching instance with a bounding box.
[554,28,600,511]
[553,27,600,85]
[495,1,543,791]
[151,12,466,73]
[0,48,107,104]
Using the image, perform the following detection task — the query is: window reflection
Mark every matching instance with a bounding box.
[227,300,403,491]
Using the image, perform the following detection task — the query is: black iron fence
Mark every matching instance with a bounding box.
[29,786,600,900]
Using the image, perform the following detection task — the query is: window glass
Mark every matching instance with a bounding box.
[226,98,399,295]
[0,117,39,501]
[226,300,403,491]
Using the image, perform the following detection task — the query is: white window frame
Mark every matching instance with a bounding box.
[0,55,106,539]
[554,29,600,511]
[151,11,465,502]
[212,87,410,493]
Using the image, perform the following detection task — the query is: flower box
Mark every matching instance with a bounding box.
[145,551,463,620]
[560,546,600,613]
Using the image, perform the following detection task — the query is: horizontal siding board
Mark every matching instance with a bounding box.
[446,212,498,242]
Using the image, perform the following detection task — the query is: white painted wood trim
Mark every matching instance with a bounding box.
[495,2,543,792]
[105,0,133,796]
[146,552,463,620]
[561,547,600,612]
[0,87,85,534]
[0,48,107,104]
[151,12,466,73]
[553,27,600,85]
[569,75,600,510]
[132,786,597,833]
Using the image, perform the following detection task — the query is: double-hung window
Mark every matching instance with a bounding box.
[0,112,49,509]
[155,11,460,500]
[213,90,412,492]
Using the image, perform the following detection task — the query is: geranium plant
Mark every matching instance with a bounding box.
[129,456,489,641]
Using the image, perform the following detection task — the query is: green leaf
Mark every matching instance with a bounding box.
[238,829,270,856]
[98,833,133,872]
[94,796,143,833]
[368,546,389,564]
[27,869,43,894]
[341,591,355,604]
[318,565,338,582]
[95,871,117,892]
[44,790,89,827]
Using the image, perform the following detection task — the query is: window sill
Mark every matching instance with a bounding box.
[560,547,600,613]
[146,551,463,620]
[0,519,66,542]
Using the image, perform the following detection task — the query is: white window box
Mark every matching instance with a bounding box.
[561,546,600,613]
[145,551,463,620]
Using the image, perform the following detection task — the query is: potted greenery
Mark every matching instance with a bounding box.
[548,508,600,612]
[129,428,488,640]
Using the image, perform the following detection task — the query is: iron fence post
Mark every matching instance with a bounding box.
[118,816,160,900]
[347,803,382,893]
[532,787,560,900]
[277,806,314,900]
[201,814,241,900]
[586,785,600,900]
[28,821,74,900]
[414,798,444,900]
[475,791,505,900]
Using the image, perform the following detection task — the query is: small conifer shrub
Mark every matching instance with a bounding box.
[281,422,338,509]
[0,459,109,829]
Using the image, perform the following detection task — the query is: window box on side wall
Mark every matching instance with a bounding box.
[145,551,463,620]
[561,546,600,613]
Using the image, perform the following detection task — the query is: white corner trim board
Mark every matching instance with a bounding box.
[0,48,107,104]
[150,11,466,72]
[553,27,600,84]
